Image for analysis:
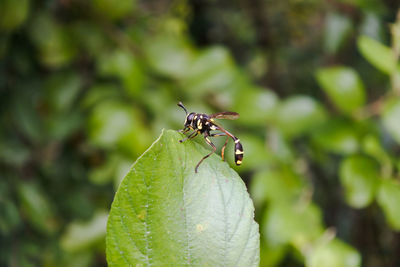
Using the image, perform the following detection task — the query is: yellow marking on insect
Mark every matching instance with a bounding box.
[205,121,209,125]
[197,120,202,129]
[235,150,244,155]
[194,115,197,119]
[210,118,215,122]
[236,160,242,165]
[200,115,203,119]
[210,125,217,130]
[235,139,240,143]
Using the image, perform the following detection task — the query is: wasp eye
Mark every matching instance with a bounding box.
[186,113,195,123]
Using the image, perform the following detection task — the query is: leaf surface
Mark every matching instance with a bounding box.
[276,95,327,137]
[357,35,396,74]
[382,99,400,145]
[106,129,260,266]
[339,155,380,208]
[307,238,361,267]
[316,67,365,114]
[377,179,400,230]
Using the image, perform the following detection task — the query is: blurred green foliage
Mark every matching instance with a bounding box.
[1,0,400,266]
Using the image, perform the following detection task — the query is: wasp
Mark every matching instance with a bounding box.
[177,102,244,173]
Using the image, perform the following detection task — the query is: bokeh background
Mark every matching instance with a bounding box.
[1,0,400,266]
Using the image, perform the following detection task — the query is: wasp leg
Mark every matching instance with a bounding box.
[221,136,229,161]
[209,132,229,161]
[179,131,198,143]
[179,127,191,134]
[195,135,217,173]
[209,132,226,137]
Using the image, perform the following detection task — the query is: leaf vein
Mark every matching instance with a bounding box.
[228,188,245,242]
[233,203,253,266]
[171,136,192,265]
[117,205,146,263]
[125,171,149,257]
[109,220,131,266]
[215,164,228,266]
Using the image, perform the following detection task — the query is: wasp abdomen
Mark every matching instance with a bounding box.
[234,138,243,165]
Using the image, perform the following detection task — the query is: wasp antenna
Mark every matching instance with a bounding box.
[177,101,188,115]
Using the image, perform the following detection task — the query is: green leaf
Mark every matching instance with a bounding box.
[307,238,361,267]
[339,155,380,208]
[71,22,108,57]
[89,154,132,186]
[0,138,30,166]
[59,252,93,267]
[316,67,365,114]
[89,157,118,186]
[97,49,144,96]
[81,84,121,109]
[60,211,108,253]
[106,129,259,266]
[267,128,295,162]
[92,0,136,20]
[88,101,152,157]
[17,182,57,234]
[45,72,83,112]
[233,88,279,126]
[275,95,327,137]
[357,35,396,74]
[250,168,305,207]
[182,46,239,95]
[263,201,323,248]
[259,243,286,267]
[362,135,392,178]
[144,35,195,79]
[0,197,21,234]
[0,0,30,31]
[324,12,353,54]
[359,12,385,42]
[336,0,385,11]
[29,13,77,67]
[382,99,400,145]
[311,119,360,155]
[12,97,43,143]
[377,179,400,230]
[362,135,389,163]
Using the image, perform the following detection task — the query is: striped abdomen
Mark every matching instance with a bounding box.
[233,137,243,165]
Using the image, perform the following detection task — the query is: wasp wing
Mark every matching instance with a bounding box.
[209,111,240,120]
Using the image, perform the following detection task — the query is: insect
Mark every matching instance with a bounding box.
[177,102,243,173]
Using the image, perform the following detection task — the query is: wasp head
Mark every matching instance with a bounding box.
[184,112,195,128]
[178,102,195,128]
